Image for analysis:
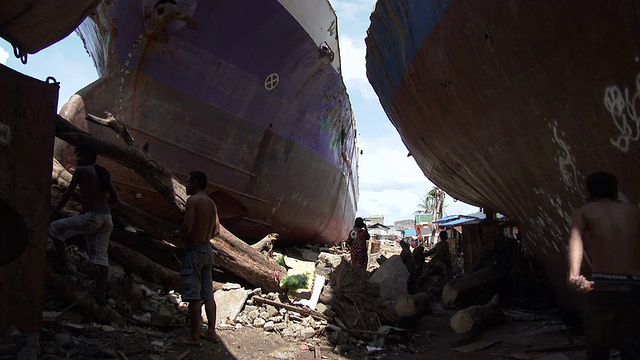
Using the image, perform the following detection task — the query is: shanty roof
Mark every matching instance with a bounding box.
[432,215,461,223]
[438,217,483,226]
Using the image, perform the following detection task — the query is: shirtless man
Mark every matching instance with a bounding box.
[567,172,640,359]
[172,170,220,346]
[49,143,121,304]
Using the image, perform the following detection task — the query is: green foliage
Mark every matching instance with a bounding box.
[280,273,310,291]
[278,254,287,267]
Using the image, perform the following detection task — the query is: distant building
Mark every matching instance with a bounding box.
[368,223,390,238]
[365,215,384,226]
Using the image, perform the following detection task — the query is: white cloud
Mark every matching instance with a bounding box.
[0,45,9,65]
[339,35,378,100]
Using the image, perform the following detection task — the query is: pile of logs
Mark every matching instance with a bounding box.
[49,113,287,322]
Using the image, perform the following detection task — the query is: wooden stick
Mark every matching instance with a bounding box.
[118,351,129,360]
[253,296,331,321]
[86,112,135,146]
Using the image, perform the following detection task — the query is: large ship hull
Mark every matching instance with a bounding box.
[60,0,358,244]
[366,0,640,304]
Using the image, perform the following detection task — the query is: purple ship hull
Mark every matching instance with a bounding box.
[59,0,358,244]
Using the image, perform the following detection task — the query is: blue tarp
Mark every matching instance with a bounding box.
[432,215,460,223]
[404,229,417,236]
[439,217,482,226]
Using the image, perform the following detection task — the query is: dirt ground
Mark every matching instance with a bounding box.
[39,310,585,360]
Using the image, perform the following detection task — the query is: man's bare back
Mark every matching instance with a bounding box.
[183,192,219,247]
[572,199,640,276]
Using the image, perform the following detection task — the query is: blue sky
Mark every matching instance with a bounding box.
[0,0,477,224]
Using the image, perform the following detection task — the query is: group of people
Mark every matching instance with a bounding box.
[46,144,639,356]
[48,144,219,346]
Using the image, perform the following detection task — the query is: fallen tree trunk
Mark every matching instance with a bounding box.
[450,294,505,334]
[251,233,278,256]
[108,241,180,292]
[394,292,430,319]
[442,263,505,307]
[212,227,284,293]
[110,228,183,272]
[45,266,127,325]
[54,114,286,292]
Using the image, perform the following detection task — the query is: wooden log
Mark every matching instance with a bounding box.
[108,241,180,291]
[55,114,187,212]
[110,228,183,272]
[450,294,505,334]
[442,263,505,307]
[251,233,278,255]
[54,115,286,292]
[45,266,127,325]
[253,296,331,322]
[394,292,430,318]
[86,112,135,146]
[212,228,284,293]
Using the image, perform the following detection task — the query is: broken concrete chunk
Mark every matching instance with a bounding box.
[266,305,279,317]
[253,318,266,327]
[222,283,241,290]
[263,321,275,331]
[368,255,409,301]
[214,288,249,326]
[318,253,343,268]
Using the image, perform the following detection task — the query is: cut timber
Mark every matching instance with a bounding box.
[442,263,505,307]
[108,242,180,291]
[395,293,430,318]
[450,294,505,334]
[109,228,183,272]
[45,266,126,325]
[53,115,287,292]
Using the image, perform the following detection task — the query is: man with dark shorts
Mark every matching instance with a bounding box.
[567,172,640,359]
[49,143,121,304]
[172,170,220,346]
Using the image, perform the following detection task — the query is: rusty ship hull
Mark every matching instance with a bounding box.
[59,0,358,244]
[366,0,640,303]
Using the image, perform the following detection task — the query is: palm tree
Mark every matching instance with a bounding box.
[415,188,437,214]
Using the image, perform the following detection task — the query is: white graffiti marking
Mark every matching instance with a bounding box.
[550,121,585,199]
[605,73,640,152]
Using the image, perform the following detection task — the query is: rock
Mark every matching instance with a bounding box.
[269,315,283,323]
[248,310,260,320]
[222,283,241,290]
[315,303,328,314]
[98,346,117,359]
[253,318,266,327]
[101,325,116,332]
[314,265,332,278]
[218,324,235,331]
[333,345,342,354]
[301,327,316,339]
[263,321,275,331]
[259,311,270,320]
[368,255,409,301]
[151,306,173,325]
[16,333,39,360]
[318,253,343,268]
[214,288,249,326]
[244,305,258,313]
[266,305,279,317]
[55,333,72,347]
[273,323,287,331]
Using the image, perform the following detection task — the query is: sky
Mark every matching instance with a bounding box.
[0,0,478,224]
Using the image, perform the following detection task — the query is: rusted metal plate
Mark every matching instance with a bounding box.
[366,0,640,305]
[0,65,57,332]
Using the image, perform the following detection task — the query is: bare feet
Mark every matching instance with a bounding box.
[175,337,200,347]
[200,331,219,344]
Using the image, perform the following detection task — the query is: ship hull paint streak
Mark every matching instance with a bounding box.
[366,0,640,305]
[61,0,358,244]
